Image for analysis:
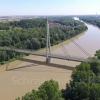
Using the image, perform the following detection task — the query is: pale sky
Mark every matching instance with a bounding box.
[0,0,100,16]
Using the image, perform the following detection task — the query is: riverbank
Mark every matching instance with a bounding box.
[0,17,87,64]
[0,28,86,71]
[0,27,87,68]
[36,30,86,54]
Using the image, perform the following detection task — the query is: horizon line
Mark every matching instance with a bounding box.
[0,14,99,17]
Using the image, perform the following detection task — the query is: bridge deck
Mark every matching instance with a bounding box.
[0,47,86,62]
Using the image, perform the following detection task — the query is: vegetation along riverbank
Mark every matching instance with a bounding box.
[80,16,100,28]
[0,17,87,64]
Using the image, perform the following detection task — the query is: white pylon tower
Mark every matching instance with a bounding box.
[46,18,51,64]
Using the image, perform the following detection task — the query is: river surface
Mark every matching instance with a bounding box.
[51,22,100,59]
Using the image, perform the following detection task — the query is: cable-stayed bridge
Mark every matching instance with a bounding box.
[0,46,86,62]
[0,18,90,64]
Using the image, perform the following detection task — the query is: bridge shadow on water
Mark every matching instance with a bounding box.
[7,58,75,71]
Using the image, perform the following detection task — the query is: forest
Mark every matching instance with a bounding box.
[64,52,100,100]
[80,16,100,28]
[16,50,100,100]
[0,17,87,64]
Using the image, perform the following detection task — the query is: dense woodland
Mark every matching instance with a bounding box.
[64,52,100,100]
[16,50,100,100]
[0,17,87,64]
[80,16,100,28]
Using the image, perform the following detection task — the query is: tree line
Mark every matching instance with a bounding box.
[16,50,100,100]
[0,17,87,64]
[80,16,100,28]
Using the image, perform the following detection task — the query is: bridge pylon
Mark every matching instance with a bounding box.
[46,18,51,64]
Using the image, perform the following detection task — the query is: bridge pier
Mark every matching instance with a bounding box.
[46,18,51,64]
[46,56,51,64]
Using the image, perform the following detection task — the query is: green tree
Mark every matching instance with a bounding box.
[64,55,100,100]
[16,80,64,100]
[22,90,41,100]
[38,80,63,100]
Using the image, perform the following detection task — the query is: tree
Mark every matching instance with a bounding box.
[38,80,63,100]
[22,90,41,100]
[30,38,41,50]
[64,55,100,100]
[16,80,64,100]
[95,50,100,59]
[90,61,100,76]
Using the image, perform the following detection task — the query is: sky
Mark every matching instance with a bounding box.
[0,0,100,16]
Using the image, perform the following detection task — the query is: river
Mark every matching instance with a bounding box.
[51,21,100,59]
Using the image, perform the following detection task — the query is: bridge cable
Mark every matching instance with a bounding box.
[69,23,91,57]
[60,42,71,61]
[71,39,91,57]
